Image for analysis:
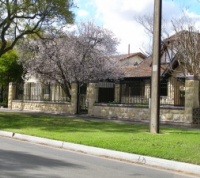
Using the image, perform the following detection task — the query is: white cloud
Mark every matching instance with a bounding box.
[73,0,200,54]
[91,0,155,54]
[77,10,89,17]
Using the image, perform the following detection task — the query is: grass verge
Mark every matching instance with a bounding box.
[0,111,200,165]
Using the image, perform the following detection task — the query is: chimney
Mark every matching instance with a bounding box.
[128,44,130,55]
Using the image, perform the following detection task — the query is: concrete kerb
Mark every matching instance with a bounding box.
[0,130,200,176]
[0,130,64,148]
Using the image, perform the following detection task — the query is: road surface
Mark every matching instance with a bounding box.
[0,136,196,178]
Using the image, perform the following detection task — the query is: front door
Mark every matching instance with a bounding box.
[174,78,185,106]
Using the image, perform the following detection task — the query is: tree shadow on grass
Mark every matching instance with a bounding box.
[2,112,200,135]
[0,112,149,133]
[161,126,200,135]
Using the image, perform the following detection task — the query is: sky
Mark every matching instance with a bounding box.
[72,0,200,54]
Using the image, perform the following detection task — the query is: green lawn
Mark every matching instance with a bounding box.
[0,111,200,165]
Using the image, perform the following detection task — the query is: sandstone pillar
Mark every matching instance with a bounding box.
[184,76,199,123]
[87,82,96,115]
[114,83,120,103]
[8,82,16,109]
[70,83,78,114]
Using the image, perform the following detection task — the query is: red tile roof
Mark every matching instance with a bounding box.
[121,55,169,78]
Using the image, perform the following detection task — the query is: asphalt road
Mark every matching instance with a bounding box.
[0,136,197,178]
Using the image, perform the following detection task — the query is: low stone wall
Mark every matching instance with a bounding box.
[160,107,186,125]
[92,104,150,121]
[92,103,186,124]
[8,81,194,126]
[12,100,75,114]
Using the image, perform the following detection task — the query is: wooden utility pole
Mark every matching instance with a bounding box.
[150,0,162,133]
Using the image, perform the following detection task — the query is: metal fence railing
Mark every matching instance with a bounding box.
[14,77,185,107]
[96,78,185,107]
[15,83,69,102]
[120,79,149,106]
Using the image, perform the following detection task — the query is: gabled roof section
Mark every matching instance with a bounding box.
[122,55,152,78]
[114,52,146,61]
[119,31,193,78]
[164,30,200,44]
[121,55,169,78]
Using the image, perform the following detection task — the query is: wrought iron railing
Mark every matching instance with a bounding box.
[15,83,69,102]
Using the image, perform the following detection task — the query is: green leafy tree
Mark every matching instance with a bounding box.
[0,50,23,103]
[0,50,23,84]
[0,0,75,57]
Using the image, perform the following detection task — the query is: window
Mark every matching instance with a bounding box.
[121,80,144,97]
[43,84,51,100]
[121,80,145,104]
[98,82,114,103]
[43,84,51,94]
[160,78,168,96]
